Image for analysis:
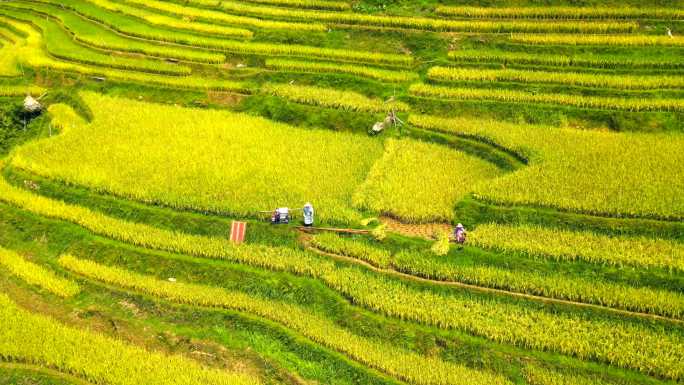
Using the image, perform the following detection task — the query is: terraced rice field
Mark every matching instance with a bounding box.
[0,0,682,384]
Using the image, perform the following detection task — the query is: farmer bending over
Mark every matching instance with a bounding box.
[454,223,467,244]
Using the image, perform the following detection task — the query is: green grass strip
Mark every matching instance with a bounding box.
[0,293,260,385]
[0,245,79,297]
[0,163,683,380]
[58,254,512,385]
[409,83,684,112]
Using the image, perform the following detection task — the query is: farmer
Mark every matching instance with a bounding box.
[303,203,314,227]
[454,223,467,245]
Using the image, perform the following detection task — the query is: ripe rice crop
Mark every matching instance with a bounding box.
[185,0,350,10]
[1,169,683,379]
[166,0,219,5]
[311,233,392,267]
[0,26,16,43]
[115,0,327,31]
[395,250,684,319]
[29,0,253,49]
[265,58,417,82]
[312,233,684,319]
[261,83,410,113]
[0,57,21,77]
[427,66,684,90]
[325,268,684,380]
[44,104,82,134]
[11,93,383,223]
[59,254,512,385]
[523,365,613,385]
[2,18,245,91]
[0,17,26,38]
[0,26,18,45]
[409,83,684,112]
[0,28,22,76]
[353,139,502,222]
[0,85,45,96]
[23,0,411,66]
[447,49,684,70]
[1,11,192,76]
[408,114,684,220]
[214,1,637,33]
[511,33,684,46]
[435,6,684,20]
[242,0,350,10]
[0,246,79,297]
[0,293,260,385]
[470,223,684,272]
[4,1,226,63]
[82,0,254,38]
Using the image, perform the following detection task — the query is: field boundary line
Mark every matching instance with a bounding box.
[3,2,225,63]
[12,3,411,67]
[60,257,510,385]
[301,237,684,325]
